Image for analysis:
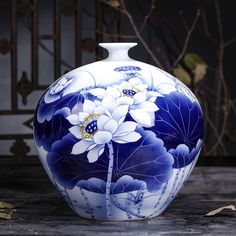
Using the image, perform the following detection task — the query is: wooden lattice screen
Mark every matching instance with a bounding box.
[0,0,121,158]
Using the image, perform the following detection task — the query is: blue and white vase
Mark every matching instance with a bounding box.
[34,43,204,221]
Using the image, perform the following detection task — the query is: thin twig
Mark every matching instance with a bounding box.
[216,0,224,44]
[207,0,230,155]
[139,0,156,33]
[171,9,201,69]
[224,35,236,47]
[179,11,189,31]
[214,0,224,146]
[203,100,227,155]
[201,8,210,36]
[198,0,233,155]
[205,0,231,155]
[102,7,121,42]
[231,99,236,116]
[137,4,180,68]
[198,6,218,44]
[119,0,163,68]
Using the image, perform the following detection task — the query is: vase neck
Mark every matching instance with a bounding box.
[99,42,137,61]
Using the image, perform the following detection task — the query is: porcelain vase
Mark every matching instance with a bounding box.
[34,42,204,221]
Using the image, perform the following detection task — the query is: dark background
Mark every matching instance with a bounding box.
[0,0,236,165]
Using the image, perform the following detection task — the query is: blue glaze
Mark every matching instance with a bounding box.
[34,61,204,221]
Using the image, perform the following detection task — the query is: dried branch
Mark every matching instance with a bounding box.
[179,11,189,31]
[231,99,236,116]
[118,0,163,69]
[200,8,218,45]
[101,0,233,155]
[203,100,227,155]
[102,7,122,42]
[139,0,156,33]
[224,35,236,47]
[208,64,230,156]
[171,9,201,69]
[203,0,232,155]
[215,0,224,44]
[214,0,225,146]
[137,5,182,69]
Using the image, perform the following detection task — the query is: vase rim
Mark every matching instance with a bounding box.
[99,42,137,48]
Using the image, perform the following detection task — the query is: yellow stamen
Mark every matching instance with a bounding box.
[80,113,100,139]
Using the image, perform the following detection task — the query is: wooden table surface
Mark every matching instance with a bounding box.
[0,159,235,235]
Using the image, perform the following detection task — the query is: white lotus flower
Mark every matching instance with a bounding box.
[50,77,73,95]
[66,98,141,163]
[44,76,74,103]
[89,77,159,127]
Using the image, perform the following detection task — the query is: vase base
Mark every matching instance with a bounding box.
[75,211,163,222]
[71,200,167,222]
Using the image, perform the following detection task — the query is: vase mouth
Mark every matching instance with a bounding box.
[99,42,137,48]
[99,42,137,61]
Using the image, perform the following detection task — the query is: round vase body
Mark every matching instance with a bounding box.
[34,43,204,221]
